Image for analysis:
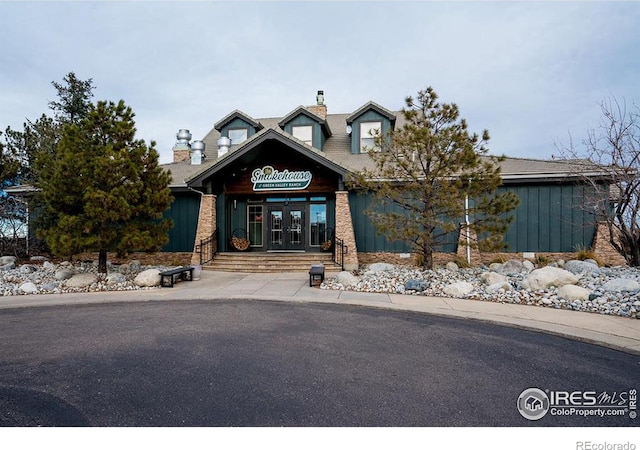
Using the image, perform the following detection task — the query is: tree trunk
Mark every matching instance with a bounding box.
[98,249,107,274]
[423,247,434,270]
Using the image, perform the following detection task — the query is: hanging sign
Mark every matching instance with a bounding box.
[251,165,312,191]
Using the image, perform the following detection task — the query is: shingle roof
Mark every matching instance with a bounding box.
[162,104,602,187]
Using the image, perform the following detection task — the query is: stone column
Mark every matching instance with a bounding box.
[592,222,627,266]
[334,191,358,270]
[191,194,217,266]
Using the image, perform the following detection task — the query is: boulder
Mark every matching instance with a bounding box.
[336,271,359,287]
[499,260,526,275]
[134,269,161,287]
[19,264,38,274]
[66,273,97,288]
[487,281,512,292]
[129,260,142,271]
[41,282,59,292]
[601,278,640,292]
[558,285,591,301]
[404,279,428,292]
[106,273,127,285]
[0,262,16,271]
[443,281,474,297]
[29,256,48,262]
[489,262,503,272]
[367,263,395,273]
[522,266,579,290]
[445,261,459,272]
[42,261,57,271]
[522,260,535,271]
[480,271,507,285]
[564,260,600,275]
[19,282,38,294]
[54,269,75,281]
[0,256,17,265]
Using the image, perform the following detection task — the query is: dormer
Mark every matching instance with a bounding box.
[278,106,332,151]
[346,101,396,154]
[214,110,263,146]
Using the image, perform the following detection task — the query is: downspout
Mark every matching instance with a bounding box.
[465,195,471,265]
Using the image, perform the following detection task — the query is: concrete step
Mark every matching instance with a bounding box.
[203,252,342,273]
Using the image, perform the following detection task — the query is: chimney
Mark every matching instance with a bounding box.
[191,140,205,165]
[172,129,192,163]
[217,136,231,158]
[307,89,327,119]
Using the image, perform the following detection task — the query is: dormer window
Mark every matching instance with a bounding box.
[360,121,381,152]
[292,125,313,146]
[228,128,248,145]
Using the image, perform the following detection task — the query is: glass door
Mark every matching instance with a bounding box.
[267,204,305,251]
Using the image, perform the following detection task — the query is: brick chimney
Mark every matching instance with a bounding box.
[307,90,327,119]
[173,129,191,163]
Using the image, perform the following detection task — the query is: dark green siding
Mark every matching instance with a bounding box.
[282,115,323,150]
[220,118,257,140]
[349,192,457,253]
[162,193,200,252]
[349,110,392,154]
[499,184,596,252]
[216,192,228,251]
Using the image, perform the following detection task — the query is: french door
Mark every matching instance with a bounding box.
[267,204,305,251]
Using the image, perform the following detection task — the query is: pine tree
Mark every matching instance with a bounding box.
[349,86,519,269]
[36,100,173,273]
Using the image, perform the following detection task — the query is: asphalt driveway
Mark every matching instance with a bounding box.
[0,299,637,426]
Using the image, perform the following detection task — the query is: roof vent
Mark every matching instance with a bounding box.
[316,90,324,106]
[191,140,205,165]
[217,136,231,158]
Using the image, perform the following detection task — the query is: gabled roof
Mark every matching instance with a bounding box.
[278,106,332,136]
[346,101,397,125]
[214,109,262,131]
[186,127,348,188]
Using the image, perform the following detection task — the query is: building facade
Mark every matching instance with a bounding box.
[161,91,619,268]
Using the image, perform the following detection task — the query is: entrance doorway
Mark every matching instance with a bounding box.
[267,204,305,251]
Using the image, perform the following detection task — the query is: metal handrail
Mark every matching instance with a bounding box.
[333,236,346,271]
[196,229,218,265]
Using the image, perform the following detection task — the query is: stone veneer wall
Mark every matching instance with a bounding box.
[191,194,217,265]
[335,191,358,270]
[74,252,193,266]
[592,222,627,266]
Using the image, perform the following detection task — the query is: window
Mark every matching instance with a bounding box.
[310,203,327,246]
[228,128,248,145]
[360,121,381,152]
[292,125,313,146]
[248,205,263,247]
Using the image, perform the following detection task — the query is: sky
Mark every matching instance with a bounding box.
[1,1,639,164]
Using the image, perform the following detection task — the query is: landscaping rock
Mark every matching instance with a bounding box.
[601,278,640,292]
[445,262,459,272]
[499,260,525,275]
[19,265,38,274]
[368,263,395,273]
[0,262,16,271]
[443,281,474,297]
[42,261,57,271]
[134,269,161,287]
[54,269,75,281]
[336,271,359,287]
[522,266,579,290]
[487,281,512,292]
[66,273,98,288]
[480,271,507,285]
[558,285,591,301]
[0,256,17,265]
[19,282,38,294]
[405,279,429,292]
[522,260,535,271]
[564,260,600,275]
[106,273,127,285]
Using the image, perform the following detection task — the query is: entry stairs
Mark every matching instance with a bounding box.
[203,252,343,273]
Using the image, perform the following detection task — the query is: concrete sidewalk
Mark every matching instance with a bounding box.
[1,270,639,356]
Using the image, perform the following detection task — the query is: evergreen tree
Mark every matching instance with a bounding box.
[36,100,173,272]
[49,72,95,125]
[349,86,519,269]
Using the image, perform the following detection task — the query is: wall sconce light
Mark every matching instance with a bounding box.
[233,199,237,210]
